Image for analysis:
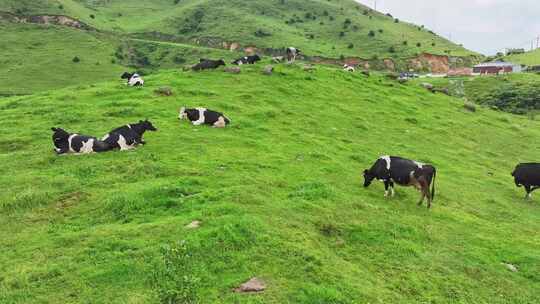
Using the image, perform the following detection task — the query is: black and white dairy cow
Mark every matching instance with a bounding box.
[192,59,226,71]
[512,163,540,199]
[178,107,230,128]
[51,127,111,155]
[232,55,261,65]
[121,72,144,87]
[286,47,301,63]
[102,120,157,150]
[363,156,437,208]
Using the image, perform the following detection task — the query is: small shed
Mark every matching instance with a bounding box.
[473,62,522,75]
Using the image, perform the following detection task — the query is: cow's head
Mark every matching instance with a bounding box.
[253,55,261,61]
[178,107,188,120]
[51,127,70,154]
[363,169,376,188]
[139,119,157,131]
[121,72,133,79]
[217,59,226,67]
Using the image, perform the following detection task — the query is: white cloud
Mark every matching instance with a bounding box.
[355,0,540,55]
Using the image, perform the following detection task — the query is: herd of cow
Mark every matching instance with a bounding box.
[50,47,540,207]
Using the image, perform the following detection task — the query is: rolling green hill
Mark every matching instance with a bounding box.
[504,49,540,66]
[0,0,478,59]
[1,64,539,303]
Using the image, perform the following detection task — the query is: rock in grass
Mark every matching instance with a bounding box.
[185,220,201,229]
[224,66,241,74]
[502,263,518,272]
[303,64,315,72]
[262,65,274,75]
[463,101,476,112]
[421,82,434,90]
[154,86,173,96]
[234,277,266,293]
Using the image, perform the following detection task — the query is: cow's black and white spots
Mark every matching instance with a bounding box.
[232,55,261,65]
[363,156,437,208]
[121,72,144,87]
[343,64,355,72]
[51,127,111,155]
[192,59,226,71]
[102,120,157,151]
[512,163,540,199]
[286,47,301,63]
[178,107,230,128]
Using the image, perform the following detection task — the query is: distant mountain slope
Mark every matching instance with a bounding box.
[504,49,540,66]
[0,0,479,60]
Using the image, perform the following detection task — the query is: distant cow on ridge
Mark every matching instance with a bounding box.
[232,55,261,65]
[363,156,437,208]
[51,127,111,155]
[121,72,144,87]
[192,59,226,71]
[178,107,230,128]
[512,163,540,199]
[286,47,301,63]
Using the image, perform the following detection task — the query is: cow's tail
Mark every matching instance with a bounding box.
[431,167,437,201]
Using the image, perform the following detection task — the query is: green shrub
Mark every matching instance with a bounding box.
[72,56,80,63]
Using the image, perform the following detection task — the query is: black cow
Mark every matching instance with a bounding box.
[102,120,157,150]
[121,72,144,86]
[178,107,230,128]
[363,156,437,208]
[51,127,111,155]
[192,59,226,71]
[512,163,540,199]
[232,55,261,65]
[286,47,301,63]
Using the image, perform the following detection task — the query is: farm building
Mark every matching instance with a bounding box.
[473,62,522,75]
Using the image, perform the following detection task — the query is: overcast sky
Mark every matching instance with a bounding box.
[355,0,540,55]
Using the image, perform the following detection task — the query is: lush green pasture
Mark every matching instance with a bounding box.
[1,64,539,303]
[0,22,123,95]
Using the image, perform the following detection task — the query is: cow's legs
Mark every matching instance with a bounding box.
[384,180,391,197]
[417,180,428,206]
[525,185,532,199]
[389,181,395,197]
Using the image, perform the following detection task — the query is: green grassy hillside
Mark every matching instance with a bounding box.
[504,49,540,66]
[1,64,539,303]
[0,0,478,59]
[0,21,241,95]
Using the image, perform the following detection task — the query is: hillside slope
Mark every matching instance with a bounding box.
[504,48,540,66]
[1,64,539,303]
[0,0,478,60]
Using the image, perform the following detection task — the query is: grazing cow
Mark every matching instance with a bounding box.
[178,107,230,128]
[512,163,540,199]
[102,120,157,150]
[363,156,437,208]
[232,55,261,65]
[286,47,301,63]
[192,59,226,71]
[51,127,111,155]
[343,64,355,72]
[121,72,144,87]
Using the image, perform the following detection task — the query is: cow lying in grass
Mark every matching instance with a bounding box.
[192,59,226,71]
[121,72,144,87]
[363,156,437,208]
[102,120,157,150]
[232,55,261,65]
[51,127,111,155]
[343,64,355,72]
[178,107,230,128]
